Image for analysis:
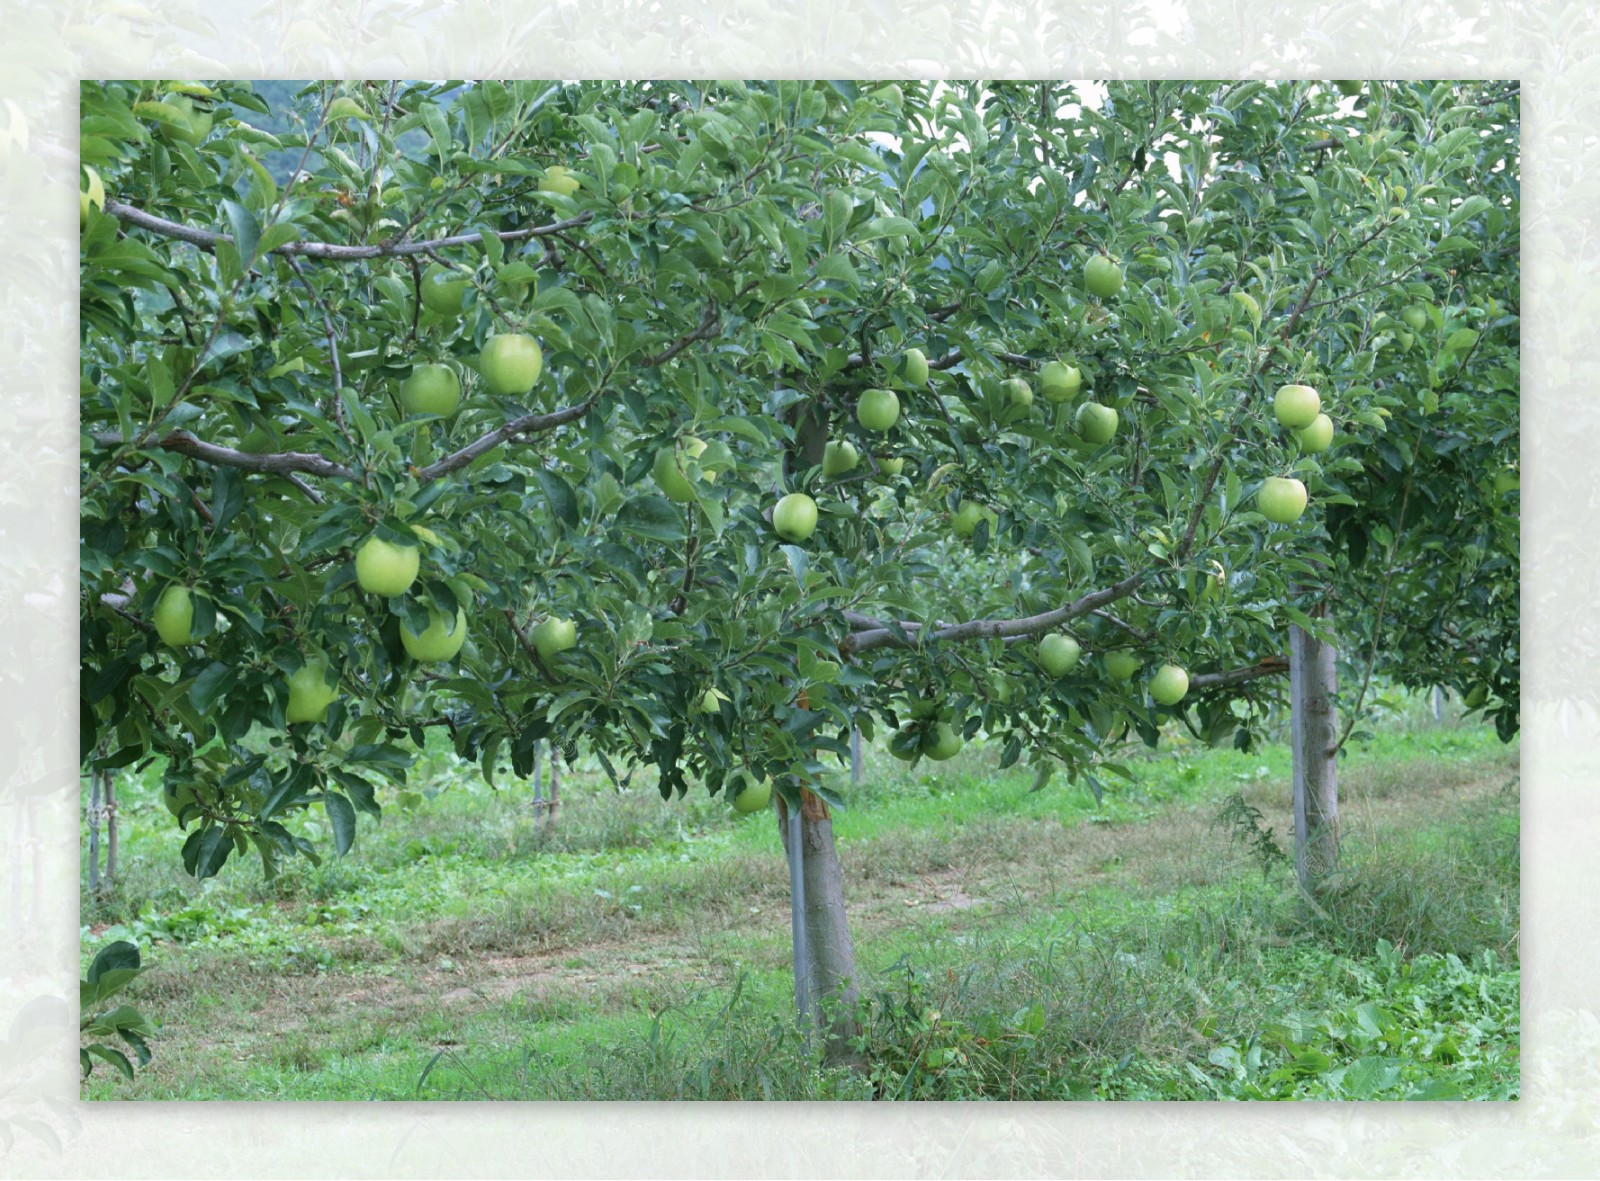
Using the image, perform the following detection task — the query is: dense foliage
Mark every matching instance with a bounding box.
[79,79,1520,877]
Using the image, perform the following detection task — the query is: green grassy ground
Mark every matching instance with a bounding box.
[80,700,1520,1101]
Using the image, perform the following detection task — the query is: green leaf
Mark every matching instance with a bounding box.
[86,941,142,987]
[326,96,370,122]
[324,791,357,855]
[198,331,252,372]
[188,661,236,712]
[132,101,190,130]
[857,216,917,241]
[221,199,261,267]
[190,825,233,879]
[85,1044,135,1081]
[616,495,687,542]
[534,469,579,528]
[256,222,302,256]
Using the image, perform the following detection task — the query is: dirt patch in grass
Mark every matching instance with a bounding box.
[102,746,1517,1098]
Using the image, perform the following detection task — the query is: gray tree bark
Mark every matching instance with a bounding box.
[104,772,119,888]
[86,768,102,894]
[774,397,864,1066]
[1290,620,1340,891]
[777,790,863,1067]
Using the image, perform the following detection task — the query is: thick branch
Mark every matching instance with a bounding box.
[104,198,593,261]
[1190,655,1289,690]
[90,430,353,483]
[840,574,1145,656]
[413,401,594,483]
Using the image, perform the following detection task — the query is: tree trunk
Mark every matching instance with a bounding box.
[104,772,119,888]
[776,397,863,1067]
[1289,620,1339,891]
[548,744,561,826]
[86,767,102,894]
[777,789,863,1068]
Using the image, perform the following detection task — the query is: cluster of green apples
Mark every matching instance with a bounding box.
[147,525,487,730]
[762,347,932,546]
[1259,383,1329,526]
[351,533,470,665]
[1035,633,1189,705]
[411,263,545,412]
[152,582,349,727]
[888,720,965,763]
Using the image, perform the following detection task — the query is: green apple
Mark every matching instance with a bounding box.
[532,617,578,661]
[420,264,470,316]
[162,779,197,821]
[876,457,905,477]
[1002,377,1034,409]
[773,492,819,542]
[399,364,462,417]
[900,347,929,386]
[951,500,998,540]
[1038,361,1081,403]
[696,688,721,714]
[1296,413,1334,453]
[156,94,213,145]
[857,388,900,432]
[1493,467,1519,496]
[1273,384,1321,430]
[1395,329,1415,351]
[1038,633,1081,677]
[1334,80,1364,96]
[1106,650,1142,681]
[728,770,773,814]
[1075,401,1119,445]
[401,605,469,663]
[872,83,905,109]
[152,585,194,647]
[1149,663,1189,706]
[1258,476,1309,524]
[1401,304,1429,332]
[653,446,699,502]
[479,334,543,396]
[1463,684,1489,709]
[540,165,581,197]
[924,722,964,761]
[355,535,421,597]
[285,657,338,724]
[822,440,859,477]
[1085,254,1124,299]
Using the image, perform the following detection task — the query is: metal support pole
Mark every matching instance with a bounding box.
[849,721,862,786]
[786,800,811,1044]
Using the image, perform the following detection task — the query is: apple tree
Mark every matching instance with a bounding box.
[1259,81,1520,886]
[79,79,1518,1061]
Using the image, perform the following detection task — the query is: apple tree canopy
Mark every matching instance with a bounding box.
[79,80,1520,877]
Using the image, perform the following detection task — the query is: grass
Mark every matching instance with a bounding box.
[80,695,1520,1101]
